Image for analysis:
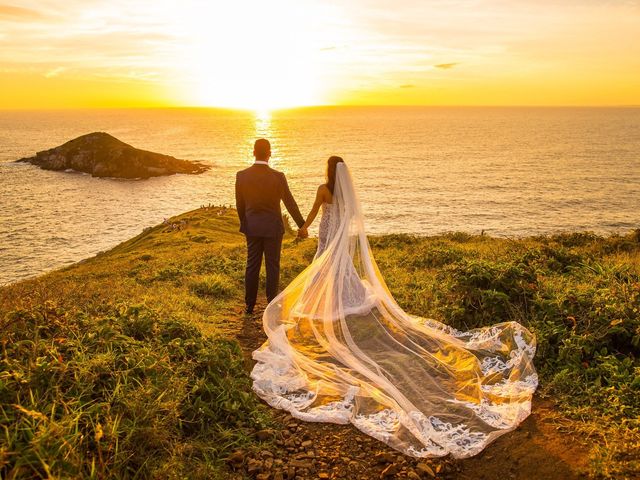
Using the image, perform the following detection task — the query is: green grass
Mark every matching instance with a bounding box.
[189,274,236,299]
[1,207,639,478]
[0,302,269,479]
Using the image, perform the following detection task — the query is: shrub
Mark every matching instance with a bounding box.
[189,274,235,299]
[190,235,209,243]
[153,265,186,282]
[420,239,640,427]
[410,244,465,269]
[369,234,418,249]
[548,231,601,248]
[439,257,538,329]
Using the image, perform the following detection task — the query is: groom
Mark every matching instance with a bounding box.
[235,139,307,314]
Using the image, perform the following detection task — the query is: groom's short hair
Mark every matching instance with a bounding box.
[254,138,271,160]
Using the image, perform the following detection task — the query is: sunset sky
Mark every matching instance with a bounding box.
[1,0,639,109]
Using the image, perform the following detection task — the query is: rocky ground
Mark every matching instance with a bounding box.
[229,304,593,480]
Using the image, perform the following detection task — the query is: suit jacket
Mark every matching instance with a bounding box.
[235,164,305,237]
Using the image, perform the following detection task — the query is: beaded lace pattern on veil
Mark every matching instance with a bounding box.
[251,163,538,458]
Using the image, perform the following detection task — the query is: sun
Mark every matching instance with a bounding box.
[173,1,329,111]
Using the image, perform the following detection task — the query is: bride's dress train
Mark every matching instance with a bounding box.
[251,164,537,458]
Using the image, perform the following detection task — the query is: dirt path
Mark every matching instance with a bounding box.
[232,305,592,480]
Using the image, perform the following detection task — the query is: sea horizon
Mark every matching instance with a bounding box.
[3,105,640,112]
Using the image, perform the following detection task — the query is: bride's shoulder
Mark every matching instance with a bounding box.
[316,184,332,204]
[317,183,331,197]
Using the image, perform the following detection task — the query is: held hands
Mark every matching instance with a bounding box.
[297,227,309,239]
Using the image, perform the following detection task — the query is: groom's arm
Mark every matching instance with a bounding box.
[235,173,246,229]
[280,174,305,229]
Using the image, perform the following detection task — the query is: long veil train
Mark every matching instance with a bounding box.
[251,163,538,458]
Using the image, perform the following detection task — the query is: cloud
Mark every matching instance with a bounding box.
[434,62,458,69]
[0,4,46,20]
[44,66,66,78]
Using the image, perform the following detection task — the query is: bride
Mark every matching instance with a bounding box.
[251,156,538,458]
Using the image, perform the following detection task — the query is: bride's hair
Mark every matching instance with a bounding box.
[326,156,344,194]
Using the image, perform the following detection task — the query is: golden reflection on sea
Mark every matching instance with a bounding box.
[253,110,281,169]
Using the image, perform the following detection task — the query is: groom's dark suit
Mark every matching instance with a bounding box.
[235,163,305,311]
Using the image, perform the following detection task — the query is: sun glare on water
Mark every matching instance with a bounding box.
[171,1,334,112]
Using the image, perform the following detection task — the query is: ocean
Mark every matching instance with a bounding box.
[1,106,639,285]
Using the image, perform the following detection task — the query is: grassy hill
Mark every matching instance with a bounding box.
[1,207,638,479]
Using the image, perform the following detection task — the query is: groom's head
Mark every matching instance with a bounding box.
[253,138,271,161]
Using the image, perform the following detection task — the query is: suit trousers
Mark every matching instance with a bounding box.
[244,235,283,308]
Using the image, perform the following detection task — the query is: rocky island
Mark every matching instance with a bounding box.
[16,132,210,179]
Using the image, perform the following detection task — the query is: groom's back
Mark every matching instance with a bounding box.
[236,165,286,237]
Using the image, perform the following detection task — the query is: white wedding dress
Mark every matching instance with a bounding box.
[251,163,538,458]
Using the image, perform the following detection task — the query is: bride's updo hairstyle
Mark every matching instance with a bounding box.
[326,156,344,194]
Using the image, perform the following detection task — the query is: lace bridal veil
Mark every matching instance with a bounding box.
[251,163,538,458]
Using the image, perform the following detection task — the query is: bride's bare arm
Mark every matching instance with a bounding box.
[301,185,328,232]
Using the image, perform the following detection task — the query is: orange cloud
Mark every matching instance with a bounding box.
[434,63,458,69]
[0,4,46,20]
